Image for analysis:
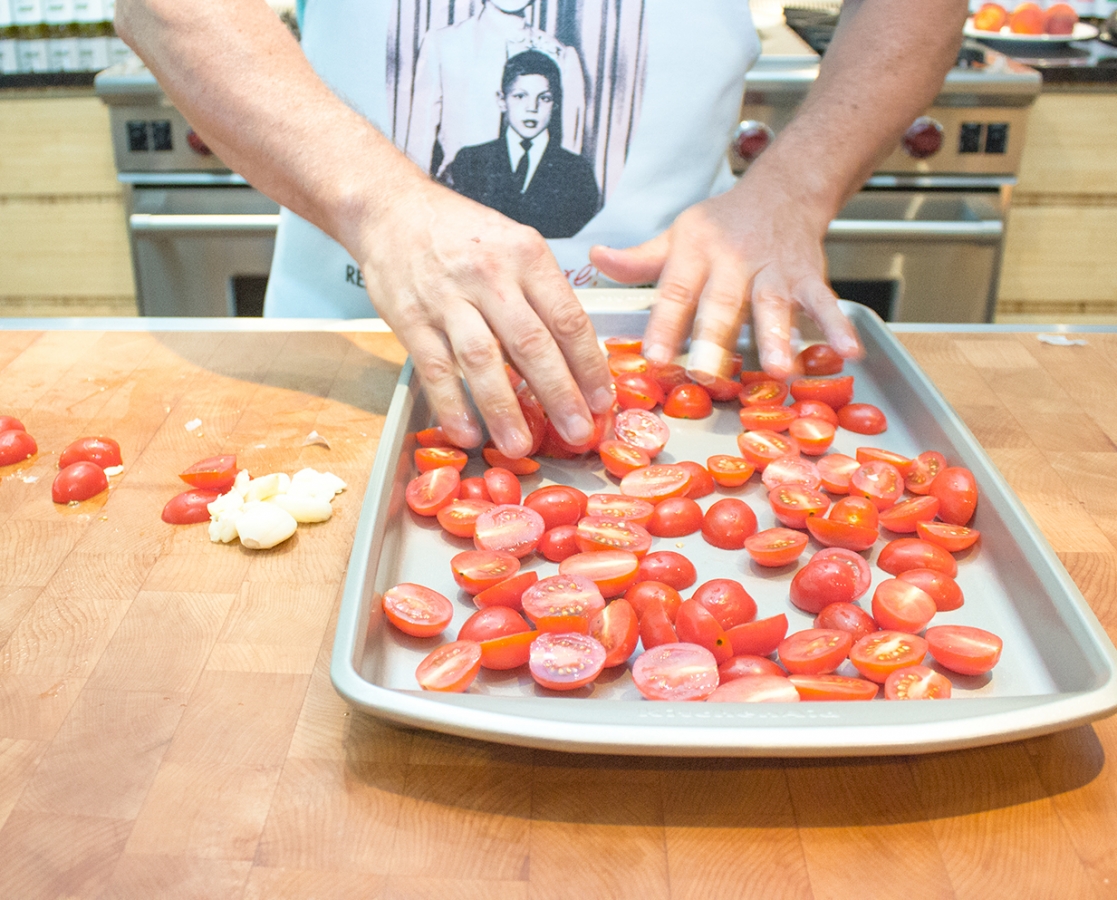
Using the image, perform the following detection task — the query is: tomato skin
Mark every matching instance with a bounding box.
[529,632,607,691]
[523,485,587,530]
[479,630,538,669]
[915,521,980,553]
[930,466,978,526]
[383,583,454,638]
[850,631,928,683]
[707,454,756,488]
[877,538,958,578]
[52,461,109,503]
[590,598,640,667]
[676,460,715,499]
[614,409,671,457]
[613,372,665,411]
[675,599,733,664]
[574,516,653,557]
[482,444,540,475]
[598,439,652,478]
[0,416,26,433]
[585,493,654,527]
[522,573,607,624]
[744,527,809,567]
[718,654,787,682]
[737,430,801,471]
[788,417,836,455]
[473,504,544,558]
[59,436,122,470]
[416,641,483,692]
[790,400,839,426]
[906,451,948,495]
[816,453,861,494]
[516,386,548,456]
[647,497,703,538]
[161,488,220,524]
[789,674,879,701]
[761,456,821,491]
[878,496,941,534]
[691,578,758,630]
[790,558,859,614]
[739,405,798,432]
[436,498,495,538]
[459,477,491,501]
[663,383,713,419]
[458,606,531,644]
[856,447,913,477]
[926,624,1002,675]
[415,426,454,448]
[179,454,238,492]
[631,643,719,701]
[708,674,800,703]
[635,551,697,591]
[778,628,854,675]
[871,578,937,633]
[0,428,39,466]
[482,467,522,505]
[701,498,758,550]
[796,343,845,376]
[450,550,520,595]
[849,461,904,510]
[539,525,580,562]
[829,495,880,531]
[897,568,964,612]
[473,570,539,610]
[415,446,468,473]
[815,602,877,643]
[812,548,872,600]
[837,403,888,435]
[768,485,830,530]
[607,352,648,377]
[605,334,643,355]
[559,549,641,598]
[406,466,461,516]
[789,376,854,410]
[639,600,679,649]
[625,581,683,622]
[726,613,789,657]
[648,362,690,394]
[884,665,952,700]
[805,516,878,552]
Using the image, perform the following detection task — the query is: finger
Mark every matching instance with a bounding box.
[589,233,670,285]
[641,241,709,365]
[401,323,486,449]
[684,265,750,383]
[801,282,863,360]
[750,283,796,380]
[440,305,535,458]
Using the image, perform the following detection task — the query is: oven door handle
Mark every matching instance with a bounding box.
[129,214,281,234]
[826,220,1003,242]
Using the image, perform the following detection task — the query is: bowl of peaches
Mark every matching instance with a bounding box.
[964,2,1099,41]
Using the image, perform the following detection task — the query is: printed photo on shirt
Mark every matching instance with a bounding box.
[386,0,648,237]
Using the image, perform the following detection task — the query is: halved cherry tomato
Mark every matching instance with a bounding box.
[0,428,34,467]
[482,444,540,475]
[705,373,746,403]
[598,439,652,478]
[458,606,531,643]
[675,599,733,664]
[607,352,648,377]
[816,453,861,494]
[915,520,981,552]
[574,516,652,557]
[878,495,940,534]
[539,525,579,562]
[663,383,713,419]
[636,550,697,590]
[726,614,789,657]
[837,403,887,435]
[789,376,854,410]
[0,416,26,433]
[648,362,689,393]
[790,557,859,614]
[436,498,495,538]
[812,547,872,599]
[613,409,670,457]
[624,581,683,622]
[619,463,692,502]
[450,549,520,594]
[415,426,455,448]
[897,568,964,612]
[415,446,468,473]
[590,598,640,666]
[790,400,839,426]
[406,466,461,516]
[179,454,238,492]
[691,578,758,629]
[739,380,790,407]
[805,516,878,552]
[416,641,483,692]
[559,550,641,598]
[850,631,928,683]
[677,460,715,498]
[930,466,978,526]
[701,498,758,550]
[647,497,703,537]
[744,527,809,567]
[885,665,952,700]
[479,630,537,669]
[161,488,220,524]
[707,454,755,488]
[829,495,880,531]
[522,573,606,623]
[814,602,877,643]
[638,600,679,649]
[778,628,853,675]
[739,369,771,387]
[459,477,491,501]
[761,455,821,491]
[718,655,787,682]
[516,385,548,456]
[482,467,521,505]
[585,493,654,527]
[708,675,800,703]
[473,570,539,610]
[905,450,947,495]
[473,504,544,557]
[539,410,610,457]
[604,334,643,355]
[613,372,665,411]
[739,404,798,432]
[59,436,122,470]
[926,625,1002,676]
[523,485,587,530]
[856,447,912,476]
[631,643,719,701]
[849,460,904,510]
[383,583,454,637]
[529,632,607,691]
[788,417,836,455]
[737,430,801,471]
[789,673,879,701]
[871,578,937,633]
[52,461,109,503]
[769,485,830,530]
[796,343,845,376]
[877,538,958,577]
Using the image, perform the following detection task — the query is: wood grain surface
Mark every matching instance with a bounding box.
[1,326,1116,900]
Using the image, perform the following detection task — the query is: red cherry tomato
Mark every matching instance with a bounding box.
[805,516,878,552]
[897,568,964,612]
[458,606,531,643]
[635,550,697,590]
[905,450,947,495]
[837,403,888,435]
[812,547,872,599]
[604,335,643,355]
[613,372,665,411]
[647,497,703,537]
[472,570,540,611]
[796,343,845,376]
[597,439,652,478]
[706,372,746,402]
[529,632,607,691]
[663,383,713,419]
[607,352,648,377]
[691,578,757,630]
[574,516,652,557]
[789,376,854,410]
[538,525,580,562]
[675,599,733,664]
[856,447,913,476]
[878,495,940,534]
[523,485,587,530]
[482,444,541,476]
[585,493,654,527]
[613,409,670,457]
[761,455,821,491]
[479,630,538,670]
[915,520,981,553]
[631,643,719,701]
[926,624,1003,676]
[559,550,641,598]
[850,631,928,683]
[789,673,879,701]
[708,675,800,703]
[719,656,787,683]
[619,463,692,502]
[522,573,607,624]
[416,641,483,692]
[482,467,522,505]
[816,453,861,494]
[638,599,680,649]
[877,538,958,577]
[788,417,836,455]
[676,460,715,498]
[790,400,839,426]
[768,485,830,529]
[814,602,877,643]
[516,386,548,456]
[701,498,758,550]
[707,454,756,488]
[744,527,809,567]
[161,488,220,524]
[590,598,640,667]
[52,461,109,503]
[930,466,978,526]
[406,466,461,516]
[648,362,689,394]
[459,476,491,501]
[59,436,122,470]
[415,426,454,448]
[736,430,800,471]
[885,665,952,700]
[414,446,468,473]
[0,416,26,433]
[450,549,520,594]
[726,614,789,657]
[849,460,904,510]
[739,404,798,432]
[436,498,495,538]
[624,581,683,622]
[383,583,454,638]
[179,454,238,492]
[871,578,937,633]
[778,628,853,675]
[473,504,544,558]
[739,380,790,407]
[829,495,880,531]
[790,557,859,614]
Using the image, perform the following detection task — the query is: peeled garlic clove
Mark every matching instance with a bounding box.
[268,491,333,523]
[244,472,288,502]
[233,468,251,495]
[208,514,240,544]
[291,468,347,498]
[235,501,298,549]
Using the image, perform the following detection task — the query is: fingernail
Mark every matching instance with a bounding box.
[590,386,615,414]
[443,413,483,448]
[685,339,726,383]
[561,413,594,446]
[644,343,672,365]
[762,349,791,377]
[494,426,532,459]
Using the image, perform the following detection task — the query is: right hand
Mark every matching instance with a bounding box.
[354,176,615,458]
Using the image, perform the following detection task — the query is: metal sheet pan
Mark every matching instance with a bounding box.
[330,303,1117,756]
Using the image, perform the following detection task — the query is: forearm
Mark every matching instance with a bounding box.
[114,0,419,257]
[740,0,967,224]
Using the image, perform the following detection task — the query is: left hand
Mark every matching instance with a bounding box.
[590,171,863,381]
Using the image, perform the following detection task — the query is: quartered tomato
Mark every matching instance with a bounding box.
[905,450,947,495]
[382,583,454,637]
[436,499,494,538]
[560,550,641,598]
[521,573,607,623]
[897,568,964,612]
[849,460,904,510]
[52,461,109,503]
[597,439,652,478]
[850,631,928,683]
[574,516,652,557]
[788,417,836,455]
[926,624,1002,676]
[414,446,468,473]
[814,602,877,643]
[789,376,854,410]
[619,463,692,502]
[915,520,981,552]
[884,665,952,700]
[613,409,670,457]
[871,578,937,633]
[473,504,544,557]
[523,485,587,530]
[878,495,940,533]
[739,404,798,432]
[726,613,789,657]
[708,675,800,703]
[707,454,756,488]
[631,643,719,701]
[877,538,958,577]
[930,466,978,526]
[529,632,607,691]
[589,598,640,667]
[675,599,733,664]
[161,488,220,524]
[646,497,703,537]
[663,383,713,419]
[739,380,790,407]
[691,578,758,630]
[450,549,520,594]
[636,550,697,590]
[585,493,654,526]
[789,674,879,701]
[790,557,859,614]
[744,527,809,567]
[59,436,122,470]
[796,343,845,376]
[416,641,483,692]
[701,498,758,550]
[179,454,238,492]
[816,453,861,494]
[837,403,887,435]
[778,628,853,675]
[406,465,461,516]
[613,372,665,411]
[737,430,801,471]
[769,485,830,529]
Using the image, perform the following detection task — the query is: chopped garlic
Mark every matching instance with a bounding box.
[243,471,289,502]
[235,501,298,549]
[268,491,333,523]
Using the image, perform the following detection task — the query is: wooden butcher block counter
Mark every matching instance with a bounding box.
[1,319,1117,900]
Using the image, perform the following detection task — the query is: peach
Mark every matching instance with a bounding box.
[1009,2,1044,34]
[973,2,1008,31]
[1044,2,1078,35]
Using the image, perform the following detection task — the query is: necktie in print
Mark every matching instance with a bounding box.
[513,139,533,193]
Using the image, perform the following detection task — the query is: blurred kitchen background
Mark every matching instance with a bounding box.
[1,0,1115,323]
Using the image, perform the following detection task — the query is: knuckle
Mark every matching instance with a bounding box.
[414,352,458,388]
[507,321,555,360]
[656,279,697,310]
[455,334,502,372]
[547,300,593,342]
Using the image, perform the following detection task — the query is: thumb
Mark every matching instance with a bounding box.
[590,233,670,285]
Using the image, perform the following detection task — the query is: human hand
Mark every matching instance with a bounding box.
[589,173,862,381]
[355,177,614,458]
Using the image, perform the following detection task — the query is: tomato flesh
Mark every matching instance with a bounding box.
[631,643,719,701]
[778,628,853,675]
[926,624,1003,675]
[179,454,238,492]
[885,665,952,700]
[744,527,809,567]
[383,583,454,638]
[416,641,483,692]
[522,573,607,623]
[529,632,607,691]
[850,631,929,683]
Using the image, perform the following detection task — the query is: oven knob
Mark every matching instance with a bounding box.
[902,116,943,159]
[733,120,775,162]
[186,128,214,156]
